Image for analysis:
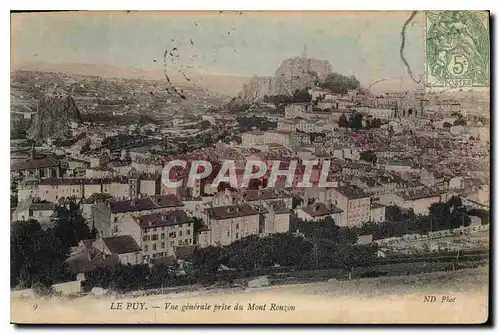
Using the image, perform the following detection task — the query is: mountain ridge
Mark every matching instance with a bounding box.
[12,62,251,97]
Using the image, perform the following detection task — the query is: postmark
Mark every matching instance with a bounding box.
[426,11,490,87]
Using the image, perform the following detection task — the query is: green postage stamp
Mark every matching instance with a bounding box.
[426,11,490,87]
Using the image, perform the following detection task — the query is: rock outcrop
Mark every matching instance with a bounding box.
[27,94,82,142]
[240,57,332,102]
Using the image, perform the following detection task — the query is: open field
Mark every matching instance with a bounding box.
[12,266,489,324]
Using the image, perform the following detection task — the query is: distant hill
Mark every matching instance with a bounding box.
[12,62,250,97]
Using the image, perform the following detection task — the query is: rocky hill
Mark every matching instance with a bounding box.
[240,57,332,101]
[27,94,82,142]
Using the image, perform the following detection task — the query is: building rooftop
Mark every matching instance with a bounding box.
[301,202,343,218]
[242,188,291,202]
[29,202,56,211]
[206,203,260,220]
[336,186,370,200]
[397,188,443,201]
[108,195,184,214]
[39,177,129,186]
[135,210,192,229]
[102,235,141,254]
[11,157,60,171]
[264,200,291,215]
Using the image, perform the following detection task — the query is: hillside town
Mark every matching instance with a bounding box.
[11,52,490,296]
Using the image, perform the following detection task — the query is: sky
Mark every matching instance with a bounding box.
[11,11,426,90]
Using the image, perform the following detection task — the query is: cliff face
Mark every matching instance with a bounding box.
[27,94,82,142]
[240,57,332,102]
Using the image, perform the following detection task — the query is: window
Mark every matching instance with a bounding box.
[161,242,165,249]
[143,236,148,242]
[187,229,191,235]
[184,239,188,244]
[226,230,230,237]
[236,232,239,239]
[179,230,183,237]
[236,223,239,229]
[187,223,191,227]
[178,240,182,245]
[151,234,158,241]
[169,232,176,238]
[152,244,156,250]
[161,233,165,239]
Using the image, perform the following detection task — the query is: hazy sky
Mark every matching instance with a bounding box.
[11,11,426,89]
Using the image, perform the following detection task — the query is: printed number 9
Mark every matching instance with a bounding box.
[32,304,38,310]
[448,54,468,76]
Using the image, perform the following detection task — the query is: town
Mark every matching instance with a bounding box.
[10,52,490,297]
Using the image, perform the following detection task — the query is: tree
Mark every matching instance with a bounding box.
[338,115,349,128]
[467,209,490,225]
[360,150,377,164]
[192,217,205,235]
[292,196,303,209]
[318,73,360,94]
[291,89,312,103]
[370,118,383,129]
[11,179,18,209]
[11,220,69,288]
[453,119,467,126]
[263,94,291,106]
[447,196,463,208]
[53,201,94,249]
[348,112,363,129]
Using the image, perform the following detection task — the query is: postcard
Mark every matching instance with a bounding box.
[10,10,490,324]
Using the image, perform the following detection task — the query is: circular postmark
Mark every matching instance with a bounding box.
[427,11,489,86]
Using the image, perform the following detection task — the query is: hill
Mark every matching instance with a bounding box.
[239,56,333,102]
[12,62,250,97]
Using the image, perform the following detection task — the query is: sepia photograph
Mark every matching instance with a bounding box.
[10,10,491,324]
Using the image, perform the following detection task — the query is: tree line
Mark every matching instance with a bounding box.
[338,113,383,130]
[11,201,96,289]
[356,197,482,240]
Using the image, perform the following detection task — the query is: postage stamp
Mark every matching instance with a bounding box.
[426,11,490,87]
